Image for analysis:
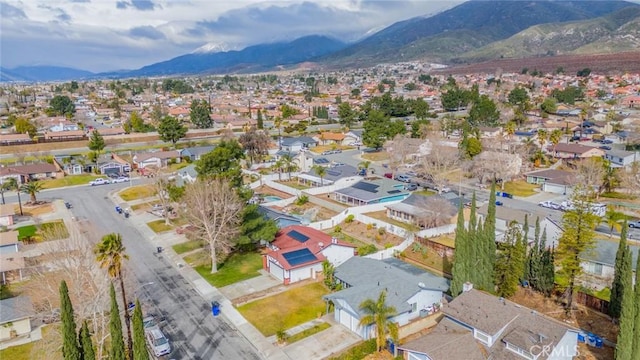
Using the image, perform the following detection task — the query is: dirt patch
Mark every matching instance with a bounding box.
[340,220,404,247]
[14,203,54,217]
[279,202,338,221]
[510,287,617,359]
[254,185,295,200]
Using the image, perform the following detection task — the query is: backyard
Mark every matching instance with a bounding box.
[280,201,339,222]
[0,325,59,360]
[189,251,264,288]
[401,242,453,277]
[339,219,405,248]
[16,220,69,243]
[237,282,329,337]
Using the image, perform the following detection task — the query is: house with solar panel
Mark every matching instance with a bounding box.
[297,164,361,187]
[323,257,449,340]
[263,226,356,285]
[333,179,410,206]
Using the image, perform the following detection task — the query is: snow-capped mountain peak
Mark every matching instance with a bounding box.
[192,42,236,54]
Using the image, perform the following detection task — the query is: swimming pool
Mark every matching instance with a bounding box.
[263,195,283,202]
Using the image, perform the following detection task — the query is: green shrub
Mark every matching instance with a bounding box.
[345,214,355,223]
[276,329,289,344]
[295,195,309,205]
[328,339,377,360]
[378,227,386,235]
[357,244,377,256]
[334,225,342,233]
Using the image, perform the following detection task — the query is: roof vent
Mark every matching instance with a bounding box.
[418,282,426,289]
[318,242,324,248]
[331,237,338,244]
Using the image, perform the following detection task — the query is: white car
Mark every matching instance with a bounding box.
[89,178,111,186]
[629,220,640,228]
[111,177,129,183]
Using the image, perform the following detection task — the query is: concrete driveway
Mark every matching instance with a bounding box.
[282,316,361,360]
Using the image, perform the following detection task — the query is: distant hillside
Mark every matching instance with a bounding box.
[114,35,346,77]
[0,66,95,82]
[320,0,638,67]
[458,6,640,62]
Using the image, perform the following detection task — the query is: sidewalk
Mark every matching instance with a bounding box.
[110,191,290,360]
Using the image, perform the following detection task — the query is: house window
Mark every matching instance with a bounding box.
[505,342,535,360]
[474,330,490,345]
[411,303,417,313]
[588,263,603,276]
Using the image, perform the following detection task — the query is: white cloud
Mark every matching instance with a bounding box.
[1,0,462,72]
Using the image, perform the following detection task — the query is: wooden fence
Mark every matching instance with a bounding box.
[575,291,609,314]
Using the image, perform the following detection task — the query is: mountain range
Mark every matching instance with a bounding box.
[2,0,640,82]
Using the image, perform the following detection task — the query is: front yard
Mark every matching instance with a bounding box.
[237,282,329,337]
[360,151,389,162]
[172,239,206,254]
[118,185,156,201]
[39,174,101,189]
[16,220,69,243]
[501,180,539,197]
[14,203,54,217]
[192,251,263,288]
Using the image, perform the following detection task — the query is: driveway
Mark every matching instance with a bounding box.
[282,316,360,360]
[219,270,282,302]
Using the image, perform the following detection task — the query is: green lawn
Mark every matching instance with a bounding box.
[147,220,174,233]
[172,240,206,254]
[328,339,376,360]
[501,181,539,197]
[119,185,156,201]
[40,174,100,189]
[237,282,329,336]
[0,324,58,360]
[287,323,331,344]
[16,224,37,241]
[360,151,389,162]
[15,221,68,242]
[194,251,263,288]
[415,189,436,196]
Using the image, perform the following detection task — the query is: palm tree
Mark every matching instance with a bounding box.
[272,159,285,181]
[313,165,327,186]
[358,290,399,352]
[6,178,23,215]
[537,129,548,149]
[0,181,11,205]
[20,181,43,204]
[95,233,133,360]
[281,154,298,181]
[549,129,563,155]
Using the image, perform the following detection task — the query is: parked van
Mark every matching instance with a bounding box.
[146,328,171,357]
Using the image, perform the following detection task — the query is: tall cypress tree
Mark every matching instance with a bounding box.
[631,253,640,356]
[481,181,497,291]
[60,280,81,360]
[614,246,634,360]
[256,110,264,129]
[451,202,468,296]
[495,221,526,297]
[610,222,630,319]
[132,299,150,360]
[523,214,531,283]
[109,283,126,360]
[79,320,96,360]
[468,193,478,284]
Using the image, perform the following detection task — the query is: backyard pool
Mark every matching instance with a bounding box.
[263,195,283,202]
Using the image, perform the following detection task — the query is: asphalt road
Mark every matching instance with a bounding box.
[7,183,261,360]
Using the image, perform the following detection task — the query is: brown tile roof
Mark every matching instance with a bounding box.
[0,163,58,176]
[133,150,180,163]
[550,143,601,155]
[0,230,18,246]
[320,132,346,141]
[44,130,86,139]
[399,317,486,360]
[0,254,25,272]
[0,133,31,143]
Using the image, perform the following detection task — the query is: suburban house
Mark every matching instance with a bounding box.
[399,286,579,360]
[133,150,181,169]
[581,238,639,286]
[257,205,303,228]
[344,130,363,145]
[95,127,126,136]
[477,204,562,247]
[179,145,215,162]
[0,205,16,226]
[175,164,198,186]
[97,154,132,175]
[604,149,639,168]
[297,164,361,188]
[279,136,317,152]
[53,155,84,175]
[333,179,410,206]
[477,126,502,138]
[0,133,32,146]
[263,225,356,285]
[43,130,86,141]
[546,143,605,159]
[525,169,575,195]
[48,120,79,132]
[385,194,457,229]
[316,132,346,145]
[0,163,61,184]
[0,231,24,284]
[0,296,35,341]
[324,257,449,339]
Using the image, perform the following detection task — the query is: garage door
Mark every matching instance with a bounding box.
[339,309,353,330]
[268,261,284,281]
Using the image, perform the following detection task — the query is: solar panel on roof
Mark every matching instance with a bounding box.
[314,158,330,164]
[352,182,379,192]
[288,230,309,242]
[387,190,402,194]
[282,248,318,266]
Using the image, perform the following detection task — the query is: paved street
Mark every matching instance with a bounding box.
[7,183,262,360]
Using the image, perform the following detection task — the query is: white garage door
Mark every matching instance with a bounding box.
[268,261,284,281]
[339,309,353,330]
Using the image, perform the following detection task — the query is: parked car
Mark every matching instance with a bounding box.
[146,328,171,357]
[64,202,72,209]
[384,173,393,179]
[89,178,111,186]
[111,176,129,183]
[599,145,612,151]
[495,201,504,206]
[143,315,159,332]
[629,220,640,228]
[405,183,418,191]
[395,174,411,183]
[601,139,613,144]
[438,186,452,193]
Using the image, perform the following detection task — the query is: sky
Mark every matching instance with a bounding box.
[0,0,462,73]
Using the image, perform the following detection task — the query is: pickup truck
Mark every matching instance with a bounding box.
[89,178,111,186]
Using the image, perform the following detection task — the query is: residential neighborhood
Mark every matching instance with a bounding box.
[1,63,640,360]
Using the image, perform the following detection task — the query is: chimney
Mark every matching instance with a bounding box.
[331,237,338,244]
[463,282,473,292]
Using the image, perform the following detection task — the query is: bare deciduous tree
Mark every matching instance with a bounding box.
[182,178,243,273]
[414,196,456,229]
[466,150,522,189]
[619,162,640,195]
[576,157,606,198]
[153,174,173,225]
[385,134,414,178]
[418,137,459,192]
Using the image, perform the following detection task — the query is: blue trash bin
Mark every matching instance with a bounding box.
[595,337,603,348]
[212,301,220,316]
[577,332,586,343]
[587,334,596,347]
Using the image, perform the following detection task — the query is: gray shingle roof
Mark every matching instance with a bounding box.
[280,136,317,147]
[305,164,358,182]
[398,317,485,360]
[335,179,409,202]
[581,238,639,270]
[0,295,34,324]
[180,146,215,157]
[324,257,449,317]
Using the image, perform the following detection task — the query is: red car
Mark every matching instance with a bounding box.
[384,173,393,179]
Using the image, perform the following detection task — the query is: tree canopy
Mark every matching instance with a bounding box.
[49,95,76,116]
[157,115,187,146]
[362,110,405,149]
[196,140,244,187]
[190,99,212,128]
